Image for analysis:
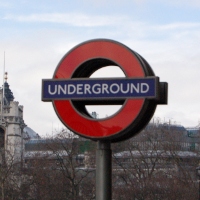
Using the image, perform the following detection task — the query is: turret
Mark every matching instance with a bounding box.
[0,73,26,167]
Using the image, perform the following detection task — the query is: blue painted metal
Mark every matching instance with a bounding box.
[42,77,158,100]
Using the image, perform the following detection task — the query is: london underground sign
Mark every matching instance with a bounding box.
[42,39,168,142]
[42,77,158,100]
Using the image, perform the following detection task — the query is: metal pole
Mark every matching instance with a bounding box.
[1,52,5,124]
[96,140,112,200]
[199,175,200,200]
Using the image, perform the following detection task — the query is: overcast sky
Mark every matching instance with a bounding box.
[0,0,200,136]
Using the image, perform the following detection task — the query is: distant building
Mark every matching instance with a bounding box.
[0,73,39,165]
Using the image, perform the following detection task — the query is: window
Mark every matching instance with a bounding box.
[0,127,5,148]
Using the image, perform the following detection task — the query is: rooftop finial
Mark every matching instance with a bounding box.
[4,72,8,82]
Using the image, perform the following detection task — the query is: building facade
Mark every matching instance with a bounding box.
[0,75,38,166]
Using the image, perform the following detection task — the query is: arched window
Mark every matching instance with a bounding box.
[0,127,5,148]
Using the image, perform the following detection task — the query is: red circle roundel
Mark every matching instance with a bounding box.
[52,39,156,141]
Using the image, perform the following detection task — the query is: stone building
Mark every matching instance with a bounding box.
[0,73,39,166]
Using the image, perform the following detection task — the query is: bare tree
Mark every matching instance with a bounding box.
[24,132,95,200]
[112,124,198,200]
[0,149,23,200]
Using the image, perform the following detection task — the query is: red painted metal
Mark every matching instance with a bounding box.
[53,40,145,139]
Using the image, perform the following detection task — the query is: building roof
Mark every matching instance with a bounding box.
[4,81,14,105]
[114,150,200,159]
[23,127,40,140]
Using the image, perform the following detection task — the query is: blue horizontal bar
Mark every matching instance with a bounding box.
[42,77,158,101]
